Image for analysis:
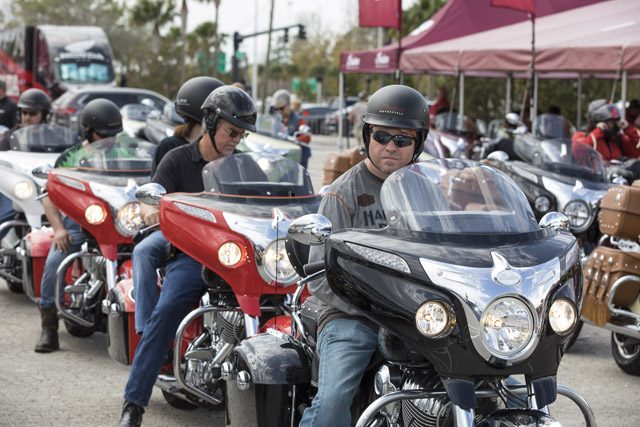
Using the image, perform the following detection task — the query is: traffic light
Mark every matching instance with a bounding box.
[283,28,289,43]
[233,32,242,51]
[297,25,306,40]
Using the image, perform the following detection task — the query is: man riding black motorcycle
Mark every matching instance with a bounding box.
[133,76,224,336]
[117,85,257,427]
[35,98,123,353]
[299,84,429,427]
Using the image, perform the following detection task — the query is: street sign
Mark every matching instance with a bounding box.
[218,52,227,74]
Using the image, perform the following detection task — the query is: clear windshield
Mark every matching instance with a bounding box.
[202,152,313,196]
[380,159,539,234]
[533,114,575,139]
[55,135,154,178]
[518,138,607,182]
[7,123,79,153]
[434,112,486,136]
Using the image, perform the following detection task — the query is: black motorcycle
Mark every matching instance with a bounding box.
[222,159,595,426]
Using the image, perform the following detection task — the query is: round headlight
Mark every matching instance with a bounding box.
[219,242,243,267]
[534,195,551,213]
[116,202,144,236]
[84,204,107,225]
[415,301,455,338]
[481,297,534,358]
[262,239,298,284]
[549,299,576,335]
[14,181,34,200]
[563,200,590,232]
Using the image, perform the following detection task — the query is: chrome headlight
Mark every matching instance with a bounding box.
[415,301,456,338]
[481,297,534,358]
[534,195,551,213]
[562,200,590,232]
[549,299,577,335]
[14,181,34,200]
[115,202,144,236]
[262,239,298,284]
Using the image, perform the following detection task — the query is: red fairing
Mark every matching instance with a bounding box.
[25,229,54,298]
[119,259,133,280]
[159,196,297,317]
[48,171,134,260]
[260,315,293,335]
[116,279,136,314]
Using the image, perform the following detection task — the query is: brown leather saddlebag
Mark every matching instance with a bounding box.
[582,246,640,326]
[599,185,640,241]
[322,147,366,185]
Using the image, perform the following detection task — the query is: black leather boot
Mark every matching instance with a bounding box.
[34,306,59,353]
[118,401,144,427]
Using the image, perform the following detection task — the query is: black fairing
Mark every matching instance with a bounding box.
[324,227,579,380]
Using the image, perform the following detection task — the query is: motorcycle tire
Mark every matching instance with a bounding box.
[161,390,198,411]
[564,320,583,351]
[6,279,24,294]
[611,332,640,376]
[226,381,290,427]
[63,320,95,338]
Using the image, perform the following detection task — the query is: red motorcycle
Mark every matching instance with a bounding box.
[131,152,320,409]
[45,137,153,348]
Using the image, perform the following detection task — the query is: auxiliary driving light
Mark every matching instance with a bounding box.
[84,204,107,225]
[218,242,243,267]
[549,299,576,335]
[14,181,34,200]
[415,301,455,338]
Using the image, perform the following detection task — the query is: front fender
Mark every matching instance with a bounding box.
[233,332,307,385]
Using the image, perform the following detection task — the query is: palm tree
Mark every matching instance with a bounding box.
[196,0,222,77]
[130,0,177,54]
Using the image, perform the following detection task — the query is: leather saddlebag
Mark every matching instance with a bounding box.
[322,147,366,185]
[599,185,640,241]
[582,246,640,326]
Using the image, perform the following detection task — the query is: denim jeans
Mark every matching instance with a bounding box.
[124,253,205,407]
[39,217,84,308]
[300,146,311,169]
[132,230,169,334]
[0,193,15,240]
[299,318,378,427]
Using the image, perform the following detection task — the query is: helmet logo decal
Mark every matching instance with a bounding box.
[379,104,405,116]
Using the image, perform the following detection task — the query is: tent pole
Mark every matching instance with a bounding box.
[506,74,512,114]
[339,71,345,150]
[621,70,628,117]
[459,72,465,120]
[576,74,583,129]
[531,72,538,124]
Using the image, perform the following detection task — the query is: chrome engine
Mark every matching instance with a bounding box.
[401,371,451,427]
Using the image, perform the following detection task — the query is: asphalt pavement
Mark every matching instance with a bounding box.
[0,136,639,426]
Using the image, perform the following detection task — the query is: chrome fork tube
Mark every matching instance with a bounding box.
[105,259,117,291]
[244,314,260,337]
[452,406,475,427]
[54,250,96,327]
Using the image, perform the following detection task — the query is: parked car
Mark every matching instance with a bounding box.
[299,103,335,134]
[50,86,170,134]
[143,102,184,144]
[323,105,355,136]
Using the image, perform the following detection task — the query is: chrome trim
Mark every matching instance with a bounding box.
[557,385,597,427]
[452,406,475,426]
[173,201,217,223]
[420,252,561,364]
[0,220,29,237]
[582,317,640,340]
[105,259,118,291]
[606,275,640,322]
[541,176,606,233]
[57,175,86,191]
[244,314,260,337]
[54,250,100,328]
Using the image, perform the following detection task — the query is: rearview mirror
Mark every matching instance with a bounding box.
[287,214,332,246]
[135,183,166,206]
[32,164,52,179]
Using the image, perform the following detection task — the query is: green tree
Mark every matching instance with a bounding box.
[196,0,222,77]
[130,0,177,53]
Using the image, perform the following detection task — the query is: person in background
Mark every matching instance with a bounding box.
[272,89,312,168]
[626,99,640,129]
[0,80,17,129]
[348,91,368,148]
[428,86,450,126]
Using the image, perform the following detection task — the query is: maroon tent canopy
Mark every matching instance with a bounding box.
[400,0,640,78]
[339,0,603,74]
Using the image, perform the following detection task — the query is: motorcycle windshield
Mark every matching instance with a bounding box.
[523,138,606,182]
[532,114,575,139]
[434,112,486,136]
[55,135,155,184]
[381,159,538,234]
[202,152,314,196]
[6,123,79,153]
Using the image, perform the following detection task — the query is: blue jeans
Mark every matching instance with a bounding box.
[132,230,169,334]
[0,193,15,240]
[39,217,84,308]
[300,146,311,169]
[124,253,205,406]
[299,318,378,427]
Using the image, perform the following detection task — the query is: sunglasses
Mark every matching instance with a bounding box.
[21,110,40,117]
[275,106,286,112]
[372,130,416,148]
[224,126,249,139]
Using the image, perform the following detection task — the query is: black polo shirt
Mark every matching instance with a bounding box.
[152,139,207,193]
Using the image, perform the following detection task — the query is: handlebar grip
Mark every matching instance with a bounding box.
[303,261,325,277]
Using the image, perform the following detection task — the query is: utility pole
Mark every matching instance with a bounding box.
[262,0,276,111]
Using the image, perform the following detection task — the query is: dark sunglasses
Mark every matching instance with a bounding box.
[21,110,40,117]
[275,106,286,111]
[224,126,249,139]
[372,130,416,148]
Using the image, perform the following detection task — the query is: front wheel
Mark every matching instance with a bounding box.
[611,332,640,376]
[64,320,95,337]
[6,279,24,294]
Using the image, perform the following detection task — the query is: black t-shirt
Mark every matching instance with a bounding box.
[150,135,190,177]
[152,139,208,193]
[0,97,18,129]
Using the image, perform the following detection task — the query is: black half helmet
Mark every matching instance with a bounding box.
[201,85,257,133]
[18,88,52,114]
[175,76,224,122]
[81,98,123,137]
[362,84,429,161]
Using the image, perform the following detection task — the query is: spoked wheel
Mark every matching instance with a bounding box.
[63,320,95,337]
[611,332,640,376]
